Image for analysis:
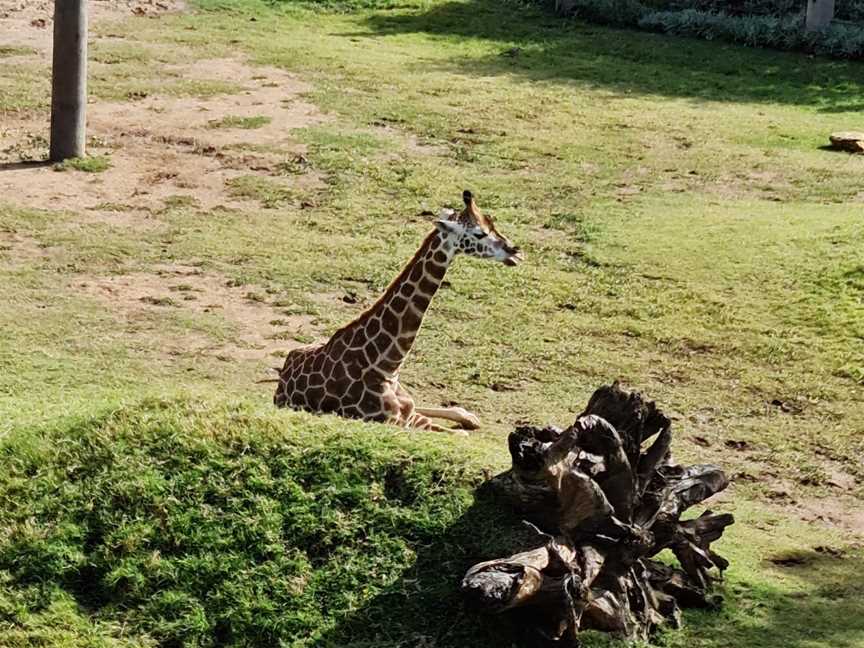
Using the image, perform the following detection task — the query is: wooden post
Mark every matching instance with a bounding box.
[50,0,88,161]
[805,0,835,32]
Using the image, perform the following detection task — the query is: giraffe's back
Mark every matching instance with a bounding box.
[273,341,388,421]
[273,343,324,410]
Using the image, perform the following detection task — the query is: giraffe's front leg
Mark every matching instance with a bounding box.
[414,406,481,430]
[384,385,465,435]
[405,411,456,434]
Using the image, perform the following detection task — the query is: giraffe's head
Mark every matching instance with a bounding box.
[435,190,523,266]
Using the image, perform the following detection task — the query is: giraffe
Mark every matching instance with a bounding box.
[273,190,523,432]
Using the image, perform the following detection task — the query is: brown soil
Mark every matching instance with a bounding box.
[741,464,864,536]
[0,0,186,50]
[0,230,56,268]
[675,429,864,538]
[794,496,864,535]
[1,0,326,217]
[0,58,326,214]
[756,471,864,536]
[77,263,319,362]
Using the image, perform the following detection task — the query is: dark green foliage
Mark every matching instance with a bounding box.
[555,0,864,59]
[0,401,522,647]
[639,9,864,58]
[562,0,649,26]
[667,0,802,14]
[660,0,864,22]
[263,0,408,12]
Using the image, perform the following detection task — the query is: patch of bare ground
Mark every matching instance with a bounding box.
[714,168,795,201]
[655,166,795,201]
[760,474,864,536]
[0,0,186,51]
[0,230,56,269]
[76,263,320,364]
[1,0,327,218]
[793,495,864,535]
[0,0,185,52]
[736,462,864,536]
[368,120,450,159]
[679,428,864,537]
[0,59,326,215]
[311,286,375,313]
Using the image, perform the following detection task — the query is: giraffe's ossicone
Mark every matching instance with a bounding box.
[273,190,523,432]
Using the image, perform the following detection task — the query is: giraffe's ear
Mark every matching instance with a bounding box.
[439,207,457,219]
[435,219,457,235]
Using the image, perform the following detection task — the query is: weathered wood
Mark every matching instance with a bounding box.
[463,383,733,644]
[828,131,864,154]
[50,0,88,161]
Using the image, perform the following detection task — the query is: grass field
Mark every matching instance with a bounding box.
[1,0,863,645]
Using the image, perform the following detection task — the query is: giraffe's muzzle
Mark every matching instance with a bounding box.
[502,245,523,266]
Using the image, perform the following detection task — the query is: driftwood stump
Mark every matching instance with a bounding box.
[461,383,733,644]
[828,132,864,153]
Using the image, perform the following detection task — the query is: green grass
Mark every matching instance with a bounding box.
[225,174,299,207]
[53,156,112,173]
[1,400,862,648]
[0,400,513,647]
[207,114,273,129]
[2,0,864,645]
[0,60,49,113]
[0,46,36,57]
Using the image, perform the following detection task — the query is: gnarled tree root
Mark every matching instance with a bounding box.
[462,382,734,644]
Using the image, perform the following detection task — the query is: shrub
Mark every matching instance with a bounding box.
[569,0,649,27]
[637,9,864,58]
[559,0,649,27]
[555,0,864,59]
[633,0,864,21]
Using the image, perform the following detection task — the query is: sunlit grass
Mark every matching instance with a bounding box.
[1,0,862,645]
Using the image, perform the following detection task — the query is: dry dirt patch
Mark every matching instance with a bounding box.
[77,263,320,364]
[0,0,185,51]
[1,0,327,218]
[0,58,326,215]
[794,496,864,535]
[0,230,56,269]
[680,431,864,537]
[749,469,864,537]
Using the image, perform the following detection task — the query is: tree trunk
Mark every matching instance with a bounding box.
[50,0,88,161]
[805,0,835,32]
[462,382,734,645]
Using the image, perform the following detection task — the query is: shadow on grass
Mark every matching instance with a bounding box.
[355,0,864,112]
[316,482,534,647]
[689,546,864,648]
[0,160,52,172]
[319,484,864,647]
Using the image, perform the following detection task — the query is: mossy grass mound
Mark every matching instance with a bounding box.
[0,399,521,647]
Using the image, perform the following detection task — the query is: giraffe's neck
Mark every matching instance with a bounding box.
[332,229,456,377]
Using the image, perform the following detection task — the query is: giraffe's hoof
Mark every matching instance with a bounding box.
[451,428,470,438]
[457,410,481,430]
